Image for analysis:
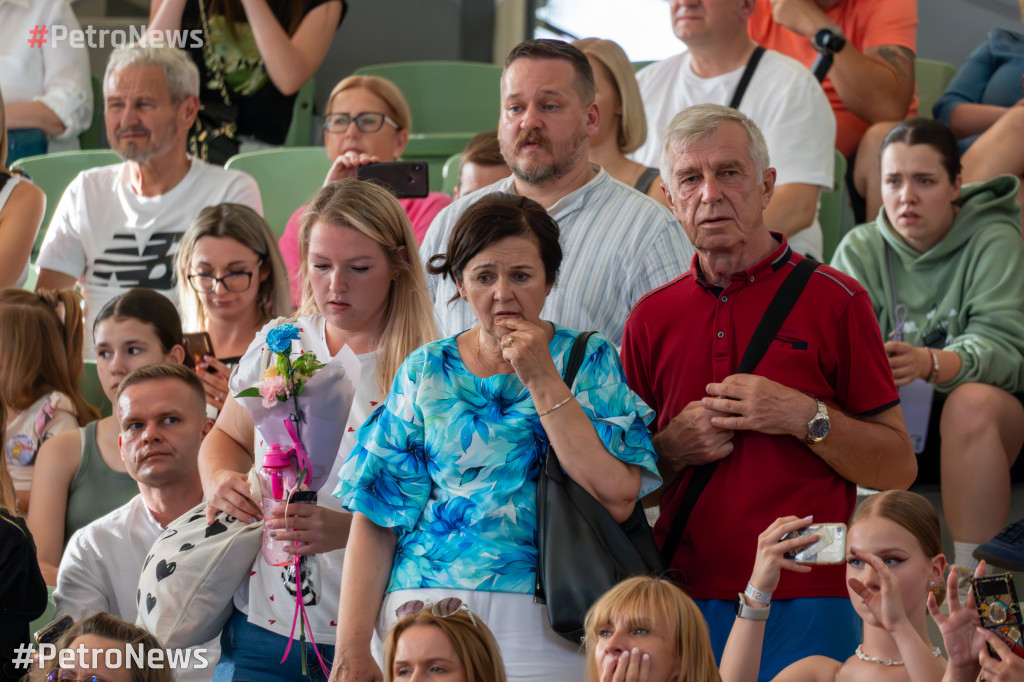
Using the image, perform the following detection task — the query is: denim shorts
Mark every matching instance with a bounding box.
[214,608,335,682]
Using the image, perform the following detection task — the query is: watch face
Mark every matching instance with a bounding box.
[809,418,829,440]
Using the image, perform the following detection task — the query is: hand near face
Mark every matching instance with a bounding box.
[749,516,815,597]
[600,648,652,682]
[929,563,986,672]
[324,151,381,186]
[847,548,909,634]
[702,374,818,439]
[978,628,1024,682]
[654,400,734,472]
[884,342,931,387]
[498,316,559,389]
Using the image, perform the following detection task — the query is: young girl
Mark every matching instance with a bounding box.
[720,490,948,682]
[0,398,48,682]
[383,599,507,682]
[586,576,722,682]
[175,202,292,414]
[27,288,188,585]
[0,288,97,511]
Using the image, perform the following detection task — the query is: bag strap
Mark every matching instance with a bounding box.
[659,256,819,567]
[728,46,766,110]
[563,331,596,388]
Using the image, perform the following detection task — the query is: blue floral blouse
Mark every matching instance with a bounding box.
[335,324,661,595]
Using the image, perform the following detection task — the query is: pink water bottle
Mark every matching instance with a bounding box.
[258,443,300,566]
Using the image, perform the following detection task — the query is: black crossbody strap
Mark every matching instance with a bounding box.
[728,46,766,110]
[659,257,819,567]
[563,331,595,389]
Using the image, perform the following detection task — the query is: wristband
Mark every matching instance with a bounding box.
[926,348,940,383]
[745,582,771,605]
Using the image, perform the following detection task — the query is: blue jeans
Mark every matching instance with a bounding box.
[696,597,861,682]
[214,609,334,682]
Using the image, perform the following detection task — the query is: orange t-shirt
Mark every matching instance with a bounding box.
[749,0,918,157]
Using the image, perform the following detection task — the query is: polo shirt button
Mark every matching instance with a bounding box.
[717,331,725,339]
[749,276,755,283]
[720,295,728,303]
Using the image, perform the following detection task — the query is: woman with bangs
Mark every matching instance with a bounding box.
[585,576,721,682]
[200,179,436,681]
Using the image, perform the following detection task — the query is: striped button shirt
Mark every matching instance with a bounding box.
[419,166,696,346]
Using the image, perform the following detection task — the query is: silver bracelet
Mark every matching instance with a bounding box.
[538,395,574,418]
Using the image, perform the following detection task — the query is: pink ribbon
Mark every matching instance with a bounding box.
[283,418,312,487]
[280,555,332,678]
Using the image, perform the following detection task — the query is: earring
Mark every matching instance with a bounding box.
[392,273,400,282]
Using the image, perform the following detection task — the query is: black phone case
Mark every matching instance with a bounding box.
[357,161,429,199]
[972,573,1024,658]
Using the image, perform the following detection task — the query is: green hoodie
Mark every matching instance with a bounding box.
[831,175,1024,394]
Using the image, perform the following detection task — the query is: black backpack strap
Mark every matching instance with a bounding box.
[728,45,766,110]
[659,257,819,567]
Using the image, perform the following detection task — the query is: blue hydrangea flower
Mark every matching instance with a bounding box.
[266,323,300,354]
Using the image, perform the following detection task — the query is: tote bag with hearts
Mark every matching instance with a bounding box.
[136,478,262,648]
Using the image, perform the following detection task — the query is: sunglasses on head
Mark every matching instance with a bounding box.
[395,597,478,628]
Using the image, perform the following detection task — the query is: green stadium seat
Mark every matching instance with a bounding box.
[442,153,462,197]
[283,77,316,147]
[915,58,957,120]
[80,359,112,418]
[820,150,847,263]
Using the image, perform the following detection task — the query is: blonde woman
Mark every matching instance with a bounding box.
[572,38,669,209]
[200,179,436,681]
[586,576,722,682]
[0,88,46,288]
[175,203,292,413]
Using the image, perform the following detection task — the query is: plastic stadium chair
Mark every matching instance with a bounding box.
[81,359,112,418]
[12,150,121,259]
[224,147,332,239]
[820,150,847,263]
[78,75,106,150]
[915,58,957,120]
[442,153,462,197]
[28,586,57,640]
[283,77,316,147]
[403,133,475,193]
[353,61,502,135]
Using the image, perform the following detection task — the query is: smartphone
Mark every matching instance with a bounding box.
[781,523,847,564]
[34,613,73,646]
[357,161,429,199]
[183,332,215,369]
[971,573,1024,658]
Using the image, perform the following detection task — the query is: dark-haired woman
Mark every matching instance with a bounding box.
[331,192,661,682]
[28,289,189,585]
[147,0,345,156]
[831,117,1024,574]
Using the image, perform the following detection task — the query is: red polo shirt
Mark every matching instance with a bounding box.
[622,236,898,600]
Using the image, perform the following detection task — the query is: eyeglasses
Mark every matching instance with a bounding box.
[322,111,399,134]
[395,597,478,628]
[186,266,259,294]
[47,670,106,682]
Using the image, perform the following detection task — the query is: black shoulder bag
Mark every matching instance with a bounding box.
[659,257,820,569]
[535,331,664,644]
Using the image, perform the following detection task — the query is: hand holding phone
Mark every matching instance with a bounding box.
[971,573,1024,659]
[183,332,215,370]
[357,161,429,198]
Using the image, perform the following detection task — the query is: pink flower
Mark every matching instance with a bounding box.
[259,375,288,408]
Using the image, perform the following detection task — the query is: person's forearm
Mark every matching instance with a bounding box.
[147,0,187,32]
[534,380,642,522]
[236,0,337,95]
[764,183,819,238]
[892,621,948,682]
[811,403,916,490]
[198,425,253,485]
[335,515,395,653]
[828,45,915,123]
[5,101,66,137]
[948,103,1011,139]
[719,599,767,682]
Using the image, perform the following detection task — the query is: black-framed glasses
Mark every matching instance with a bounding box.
[395,598,478,628]
[187,267,257,294]
[47,670,106,682]
[322,111,399,134]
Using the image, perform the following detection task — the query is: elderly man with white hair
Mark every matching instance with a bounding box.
[36,44,261,351]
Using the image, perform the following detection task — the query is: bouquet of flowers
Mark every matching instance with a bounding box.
[234,321,359,676]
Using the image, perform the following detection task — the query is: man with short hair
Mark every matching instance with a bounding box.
[632,0,835,260]
[54,363,215,679]
[420,39,693,346]
[622,104,915,679]
[36,45,262,349]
